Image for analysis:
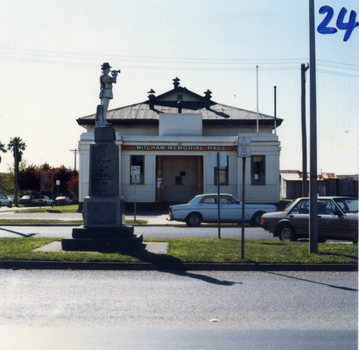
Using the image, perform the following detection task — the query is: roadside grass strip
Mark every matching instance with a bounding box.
[13,205,80,213]
[0,219,84,225]
[0,219,146,225]
[0,238,357,264]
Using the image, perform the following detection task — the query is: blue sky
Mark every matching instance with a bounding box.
[0,0,358,174]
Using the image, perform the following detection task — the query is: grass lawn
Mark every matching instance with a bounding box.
[0,205,147,225]
[13,205,80,213]
[0,219,146,225]
[0,219,84,225]
[0,237,357,265]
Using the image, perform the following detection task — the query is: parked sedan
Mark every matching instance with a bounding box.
[0,194,12,208]
[169,194,277,227]
[19,195,32,204]
[30,195,54,206]
[261,196,358,243]
[55,196,72,205]
[7,196,20,203]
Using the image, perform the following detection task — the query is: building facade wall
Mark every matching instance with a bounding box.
[78,130,280,204]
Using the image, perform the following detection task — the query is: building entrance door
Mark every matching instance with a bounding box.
[159,156,202,203]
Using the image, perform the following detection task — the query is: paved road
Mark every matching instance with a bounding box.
[0,270,357,350]
[0,224,275,239]
[1,208,275,238]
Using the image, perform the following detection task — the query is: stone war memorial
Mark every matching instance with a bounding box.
[62,63,143,252]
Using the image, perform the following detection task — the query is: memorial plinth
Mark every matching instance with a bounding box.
[62,124,143,252]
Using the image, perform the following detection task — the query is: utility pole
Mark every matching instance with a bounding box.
[256,66,259,133]
[274,86,277,135]
[301,63,310,197]
[309,0,318,254]
[14,141,18,207]
[217,152,221,239]
[70,149,78,170]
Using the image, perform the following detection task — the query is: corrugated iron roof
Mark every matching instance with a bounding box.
[77,80,283,126]
[78,101,282,125]
[281,171,339,181]
[281,173,303,181]
[319,173,337,180]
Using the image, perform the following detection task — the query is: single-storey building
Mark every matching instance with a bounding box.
[280,170,358,199]
[77,78,283,205]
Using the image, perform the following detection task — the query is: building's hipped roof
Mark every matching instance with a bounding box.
[77,78,283,126]
[78,101,282,126]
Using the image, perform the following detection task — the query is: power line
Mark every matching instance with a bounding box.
[0,47,308,63]
[317,59,359,69]
[1,47,358,77]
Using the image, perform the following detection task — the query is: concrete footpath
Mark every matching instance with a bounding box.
[0,209,177,226]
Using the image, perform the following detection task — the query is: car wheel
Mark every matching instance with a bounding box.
[250,211,265,227]
[8,201,12,208]
[279,225,297,241]
[186,213,202,227]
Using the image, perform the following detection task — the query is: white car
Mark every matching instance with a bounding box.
[0,194,13,208]
[30,195,54,206]
[169,194,277,227]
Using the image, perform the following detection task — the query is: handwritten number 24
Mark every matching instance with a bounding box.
[317,6,359,41]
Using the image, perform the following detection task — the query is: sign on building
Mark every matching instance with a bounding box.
[131,166,141,183]
[237,137,251,158]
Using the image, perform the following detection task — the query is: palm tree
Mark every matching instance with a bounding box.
[0,141,7,163]
[7,137,26,206]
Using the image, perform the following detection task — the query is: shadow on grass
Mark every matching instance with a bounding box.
[257,241,287,246]
[137,251,243,286]
[319,252,358,261]
[88,244,242,286]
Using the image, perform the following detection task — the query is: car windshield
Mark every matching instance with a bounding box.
[289,198,358,215]
[283,199,301,213]
[290,200,309,214]
[333,198,358,213]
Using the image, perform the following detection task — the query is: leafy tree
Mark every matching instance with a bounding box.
[39,162,51,171]
[66,174,79,201]
[7,159,27,173]
[17,165,42,194]
[0,141,8,194]
[7,137,26,206]
[0,172,14,196]
[0,141,6,163]
[53,166,78,197]
[17,164,78,199]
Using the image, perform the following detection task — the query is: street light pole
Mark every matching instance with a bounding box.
[301,63,309,197]
[14,141,18,207]
[70,149,78,170]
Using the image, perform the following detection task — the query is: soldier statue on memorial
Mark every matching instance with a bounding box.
[62,63,143,252]
[97,62,120,126]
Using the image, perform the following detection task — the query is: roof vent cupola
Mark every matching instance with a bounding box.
[204,89,212,109]
[148,89,156,110]
[172,77,180,88]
